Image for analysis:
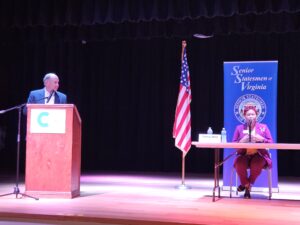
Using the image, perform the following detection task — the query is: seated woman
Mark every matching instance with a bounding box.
[232,105,273,199]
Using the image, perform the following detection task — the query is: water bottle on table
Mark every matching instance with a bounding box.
[221,127,227,143]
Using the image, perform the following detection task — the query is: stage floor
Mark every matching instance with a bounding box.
[0,172,300,225]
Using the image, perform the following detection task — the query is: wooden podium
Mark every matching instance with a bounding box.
[25,104,82,198]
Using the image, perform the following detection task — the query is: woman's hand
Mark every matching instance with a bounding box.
[251,134,265,142]
[239,135,249,143]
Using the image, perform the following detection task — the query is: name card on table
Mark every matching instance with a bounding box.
[198,134,221,143]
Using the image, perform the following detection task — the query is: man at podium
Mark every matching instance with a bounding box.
[24,74,81,198]
[26,73,67,104]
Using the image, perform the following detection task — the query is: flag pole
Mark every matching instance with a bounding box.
[173,40,191,189]
[176,152,191,189]
[175,40,191,190]
[181,40,186,60]
[182,152,185,185]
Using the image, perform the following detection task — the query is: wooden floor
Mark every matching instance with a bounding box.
[0,172,300,225]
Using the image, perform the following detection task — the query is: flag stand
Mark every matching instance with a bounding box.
[176,152,191,189]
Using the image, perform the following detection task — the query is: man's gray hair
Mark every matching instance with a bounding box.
[43,73,58,83]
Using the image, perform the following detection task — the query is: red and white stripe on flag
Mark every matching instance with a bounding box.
[173,42,191,154]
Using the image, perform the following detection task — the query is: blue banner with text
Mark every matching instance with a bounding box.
[223,61,278,191]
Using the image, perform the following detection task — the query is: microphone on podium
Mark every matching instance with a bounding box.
[46,90,55,103]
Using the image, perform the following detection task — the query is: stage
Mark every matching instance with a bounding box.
[0,173,300,225]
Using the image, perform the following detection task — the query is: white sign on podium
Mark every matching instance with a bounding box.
[30,109,66,134]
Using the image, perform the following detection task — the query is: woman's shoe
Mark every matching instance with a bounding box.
[237,185,245,192]
[244,188,251,199]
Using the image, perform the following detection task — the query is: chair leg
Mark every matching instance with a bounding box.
[235,170,238,196]
[229,172,232,198]
[230,167,234,198]
[268,168,272,200]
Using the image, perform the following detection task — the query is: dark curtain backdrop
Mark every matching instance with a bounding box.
[2,0,300,42]
[1,33,300,176]
[1,1,300,177]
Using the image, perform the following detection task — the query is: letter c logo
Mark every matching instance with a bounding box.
[37,112,49,127]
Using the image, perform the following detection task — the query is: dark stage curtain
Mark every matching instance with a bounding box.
[2,0,300,41]
[1,33,300,176]
[2,0,300,25]
[1,0,300,177]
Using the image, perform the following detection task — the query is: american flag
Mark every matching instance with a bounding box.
[173,41,191,154]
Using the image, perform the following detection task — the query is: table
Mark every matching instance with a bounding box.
[191,142,300,202]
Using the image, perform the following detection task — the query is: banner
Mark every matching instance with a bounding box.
[223,61,278,191]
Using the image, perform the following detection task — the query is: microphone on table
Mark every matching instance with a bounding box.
[248,119,252,143]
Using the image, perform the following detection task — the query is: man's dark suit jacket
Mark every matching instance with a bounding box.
[27,88,67,104]
[23,88,67,115]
